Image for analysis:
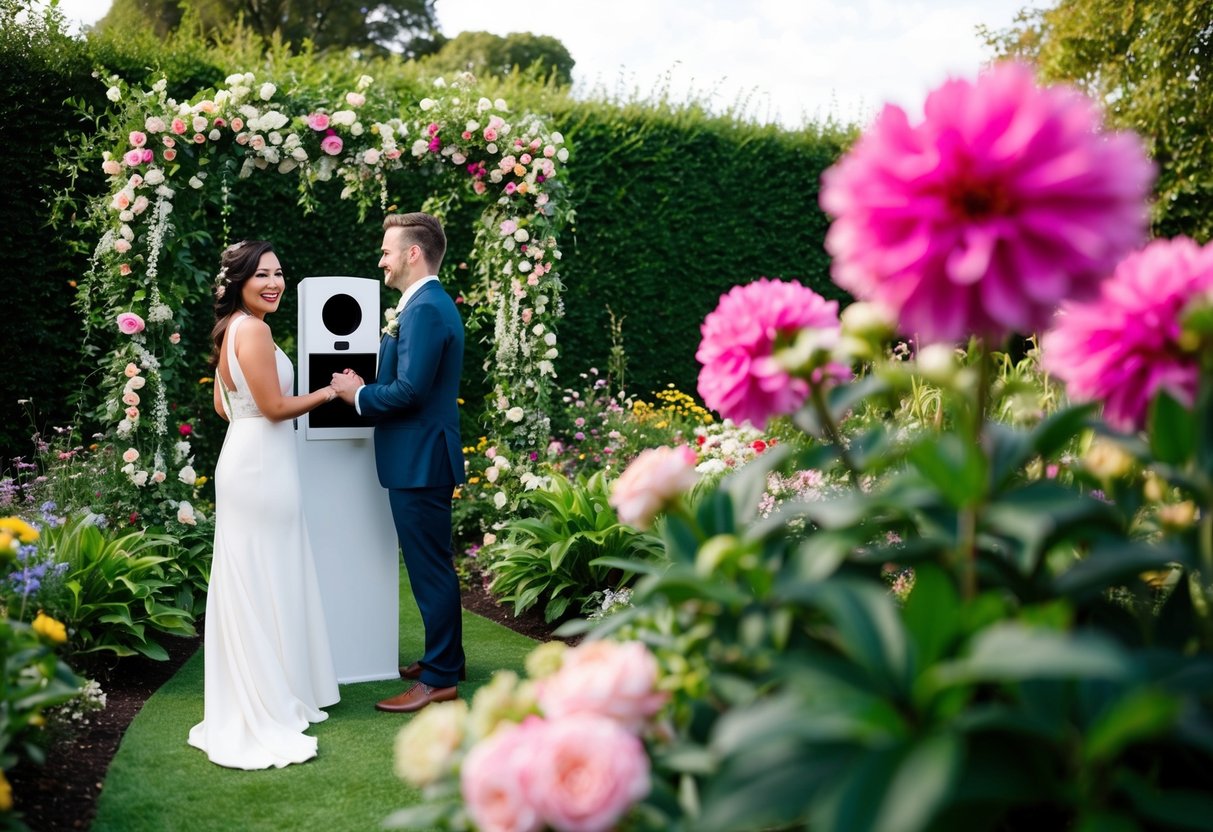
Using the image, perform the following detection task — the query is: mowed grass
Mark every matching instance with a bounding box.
[92,569,538,832]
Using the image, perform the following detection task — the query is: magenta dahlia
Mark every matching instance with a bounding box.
[1042,237,1213,432]
[819,61,1155,344]
[696,278,848,428]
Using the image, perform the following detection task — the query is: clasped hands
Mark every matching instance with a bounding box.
[329,368,364,405]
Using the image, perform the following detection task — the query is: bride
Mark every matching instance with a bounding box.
[187,240,340,769]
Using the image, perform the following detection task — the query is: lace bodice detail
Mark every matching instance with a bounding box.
[220,315,293,420]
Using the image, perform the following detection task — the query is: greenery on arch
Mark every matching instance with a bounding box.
[80,67,572,528]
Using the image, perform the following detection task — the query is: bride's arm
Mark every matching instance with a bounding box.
[235,316,335,423]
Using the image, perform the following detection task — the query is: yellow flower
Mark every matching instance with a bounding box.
[469,476,481,484]
[0,531,14,558]
[198,376,214,385]
[32,612,68,644]
[194,475,208,489]
[0,769,12,811]
[0,516,39,544]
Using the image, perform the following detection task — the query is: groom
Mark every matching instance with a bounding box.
[330,211,466,713]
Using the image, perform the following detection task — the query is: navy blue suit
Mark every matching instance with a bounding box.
[359,280,466,687]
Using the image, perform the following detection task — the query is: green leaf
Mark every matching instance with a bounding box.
[1148,389,1197,465]
[871,734,961,832]
[901,565,958,671]
[1085,689,1180,764]
[906,434,986,508]
[930,624,1132,688]
[1052,541,1188,601]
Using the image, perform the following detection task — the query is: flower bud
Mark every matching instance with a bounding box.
[915,343,959,385]
[1083,437,1135,482]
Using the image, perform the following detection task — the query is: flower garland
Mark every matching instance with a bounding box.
[85,70,571,527]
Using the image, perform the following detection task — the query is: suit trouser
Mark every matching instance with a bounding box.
[388,485,464,687]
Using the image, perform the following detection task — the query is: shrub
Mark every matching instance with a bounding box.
[483,471,666,623]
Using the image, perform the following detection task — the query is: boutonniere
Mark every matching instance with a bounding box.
[382,306,400,337]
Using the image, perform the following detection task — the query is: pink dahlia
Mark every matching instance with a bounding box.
[1042,237,1213,432]
[696,278,847,428]
[819,61,1154,344]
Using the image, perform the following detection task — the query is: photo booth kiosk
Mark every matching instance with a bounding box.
[296,276,400,683]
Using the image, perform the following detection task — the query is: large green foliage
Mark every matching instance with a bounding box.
[985,0,1213,241]
[97,0,443,56]
[423,30,575,85]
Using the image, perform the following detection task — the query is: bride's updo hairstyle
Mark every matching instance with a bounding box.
[208,240,278,368]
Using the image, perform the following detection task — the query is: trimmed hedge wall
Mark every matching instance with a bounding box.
[0,20,853,465]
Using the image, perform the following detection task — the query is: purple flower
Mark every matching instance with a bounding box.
[820,61,1154,344]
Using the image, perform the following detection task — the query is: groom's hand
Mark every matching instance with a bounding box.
[329,370,363,405]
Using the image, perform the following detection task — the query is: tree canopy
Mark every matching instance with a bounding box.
[424,30,575,85]
[97,0,444,57]
[984,0,1212,241]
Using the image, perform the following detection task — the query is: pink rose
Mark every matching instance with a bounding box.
[125,406,140,420]
[345,92,366,107]
[362,148,381,165]
[308,112,330,130]
[192,115,208,133]
[499,219,518,236]
[504,182,517,195]
[163,149,177,161]
[461,720,543,832]
[526,715,650,832]
[119,263,133,276]
[129,130,147,147]
[230,117,244,131]
[178,423,192,436]
[321,134,343,156]
[123,149,143,167]
[114,238,131,254]
[385,148,401,160]
[483,127,498,142]
[170,118,186,135]
[123,362,140,378]
[192,133,206,144]
[472,180,487,195]
[213,117,226,127]
[169,332,181,344]
[144,116,165,133]
[102,159,122,176]
[537,641,667,732]
[162,135,175,148]
[116,312,145,335]
[122,448,139,463]
[610,445,698,530]
[122,391,140,406]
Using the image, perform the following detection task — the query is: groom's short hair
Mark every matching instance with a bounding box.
[384,212,446,271]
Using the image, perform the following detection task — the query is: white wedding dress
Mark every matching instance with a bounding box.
[188,314,340,769]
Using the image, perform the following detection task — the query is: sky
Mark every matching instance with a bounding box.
[48,0,1051,128]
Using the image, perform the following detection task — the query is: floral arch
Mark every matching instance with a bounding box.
[84,69,570,527]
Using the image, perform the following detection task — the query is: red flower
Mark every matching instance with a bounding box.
[179,424,193,436]
[129,512,139,525]
[695,435,706,446]
[752,440,767,453]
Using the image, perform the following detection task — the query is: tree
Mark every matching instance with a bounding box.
[425,30,575,85]
[983,0,1213,241]
[96,0,443,57]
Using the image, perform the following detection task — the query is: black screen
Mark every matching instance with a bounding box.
[307,352,377,428]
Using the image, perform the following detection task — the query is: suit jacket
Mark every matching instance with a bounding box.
[358,280,466,490]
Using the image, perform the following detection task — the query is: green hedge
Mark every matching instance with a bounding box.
[0,18,853,469]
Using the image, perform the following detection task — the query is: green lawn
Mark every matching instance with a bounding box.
[92,569,538,832]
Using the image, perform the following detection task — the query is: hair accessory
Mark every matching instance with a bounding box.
[215,266,230,299]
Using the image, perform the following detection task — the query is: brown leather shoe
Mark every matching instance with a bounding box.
[399,662,467,681]
[376,682,458,713]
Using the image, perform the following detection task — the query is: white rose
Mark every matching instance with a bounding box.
[259,82,276,101]
[291,146,308,162]
[544,332,557,346]
[144,168,164,185]
[494,98,507,110]
[411,139,429,157]
[178,465,197,485]
[208,128,221,141]
[505,406,525,423]
[357,74,374,90]
[188,176,204,189]
[350,122,364,136]
[557,147,569,163]
[485,466,500,483]
[132,470,149,487]
[532,324,545,336]
[225,73,244,85]
[419,98,436,111]
[513,228,529,242]
[331,110,356,126]
[363,148,381,165]
[106,86,121,102]
[493,491,507,509]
